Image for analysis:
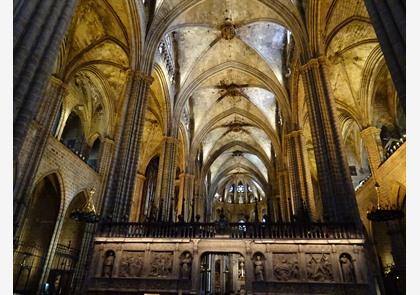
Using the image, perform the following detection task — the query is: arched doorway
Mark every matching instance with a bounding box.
[13,174,62,293]
[46,191,87,295]
[200,252,246,295]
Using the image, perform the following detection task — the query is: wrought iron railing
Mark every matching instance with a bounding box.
[97,222,363,240]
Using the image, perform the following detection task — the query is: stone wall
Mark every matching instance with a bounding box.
[88,237,370,294]
[34,136,102,211]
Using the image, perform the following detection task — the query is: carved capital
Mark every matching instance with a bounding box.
[131,70,154,85]
[163,136,178,144]
[49,75,66,89]
[286,129,304,139]
[136,173,146,180]
[300,56,326,73]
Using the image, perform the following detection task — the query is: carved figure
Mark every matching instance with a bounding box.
[340,253,356,283]
[273,254,299,281]
[306,253,333,282]
[150,252,173,276]
[180,252,192,279]
[102,251,115,277]
[254,255,264,281]
[238,257,245,279]
[119,252,144,277]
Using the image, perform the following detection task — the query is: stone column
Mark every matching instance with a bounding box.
[361,127,384,172]
[105,71,154,221]
[70,137,115,294]
[184,174,195,222]
[158,136,178,222]
[176,173,186,219]
[286,130,317,221]
[300,56,360,223]
[14,0,78,159]
[363,0,405,109]
[14,76,68,238]
[277,169,291,222]
[386,220,406,291]
[129,173,146,222]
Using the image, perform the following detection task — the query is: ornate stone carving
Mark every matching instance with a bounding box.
[272,253,299,281]
[118,251,144,277]
[340,253,356,283]
[102,250,115,278]
[306,253,334,282]
[150,252,173,277]
[238,256,245,279]
[220,18,236,40]
[180,252,192,279]
[253,253,265,281]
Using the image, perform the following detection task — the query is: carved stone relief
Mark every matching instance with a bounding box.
[306,253,334,282]
[150,251,173,277]
[272,253,299,281]
[118,251,144,277]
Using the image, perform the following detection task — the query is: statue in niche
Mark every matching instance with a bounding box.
[340,253,356,283]
[253,254,265,281]
[306,253,333,282]
[180,252,192,279]
[238,256,245,279]
[273,254,299,281]
[102,250,115,277]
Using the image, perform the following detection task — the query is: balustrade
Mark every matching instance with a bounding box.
[97,222,362,240]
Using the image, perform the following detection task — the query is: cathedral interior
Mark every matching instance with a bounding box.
[13,0,406,294]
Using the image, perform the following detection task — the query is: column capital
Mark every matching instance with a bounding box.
[163,136,179,144]
[300,56,327,73]
[286,129,304,138]
[102,137,115,145]
[136,172,146,179]
[361,126,381,136]
[49,75,67,89]
[130,70,154,85]
[179,173,194,178]
[277,169,288,176]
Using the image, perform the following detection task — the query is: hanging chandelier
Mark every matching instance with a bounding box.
[366,183,404,222]
[70,187,100,223]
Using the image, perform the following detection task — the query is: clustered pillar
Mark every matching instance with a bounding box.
[14,75,67,237]
[300,56,360,224]
[14,0,78,160]
[277,169,291,222]
[363,0,405,109]
[286,130,317,221]
[106,71,154,222]
[360,126,384,172]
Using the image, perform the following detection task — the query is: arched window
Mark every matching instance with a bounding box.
[87,139,101,170]
[61,112,85,154]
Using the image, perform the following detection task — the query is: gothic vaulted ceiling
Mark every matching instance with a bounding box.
[151,0,299,201]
